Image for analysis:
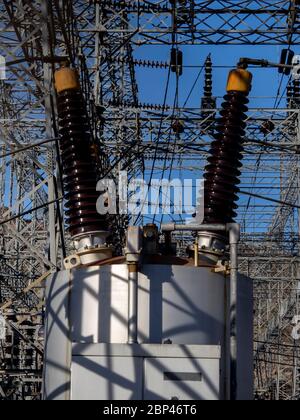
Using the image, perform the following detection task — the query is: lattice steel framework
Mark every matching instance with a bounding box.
[0,0,300,399]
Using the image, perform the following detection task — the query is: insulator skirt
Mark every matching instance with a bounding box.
[204,91,249,224]
[57,89,107,237]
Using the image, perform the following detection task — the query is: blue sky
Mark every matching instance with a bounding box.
[135,44,293,108]
[132,43,299,229]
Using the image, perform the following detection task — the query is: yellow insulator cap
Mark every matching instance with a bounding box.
[54,67,80,94]
[226,69,252,94]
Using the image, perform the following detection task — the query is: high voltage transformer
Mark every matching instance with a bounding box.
[1,0,300,402]
[43,66,253,401]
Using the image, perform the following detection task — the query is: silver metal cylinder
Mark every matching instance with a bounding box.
[128,266,138,344]
[228,223,240,401]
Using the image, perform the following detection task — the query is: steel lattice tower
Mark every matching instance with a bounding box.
[0,0,300,400]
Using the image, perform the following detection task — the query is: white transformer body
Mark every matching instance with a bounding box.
[43,264,253,400]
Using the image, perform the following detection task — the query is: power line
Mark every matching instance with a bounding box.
[0,196,64,226]
[0,138,58,159]
[240,190,300,209]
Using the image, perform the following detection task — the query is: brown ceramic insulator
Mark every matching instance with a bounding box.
[204,90,249,224]
[56,89,108,237]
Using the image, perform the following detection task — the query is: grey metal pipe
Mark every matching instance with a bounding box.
[126,227,142,344]
[161,223,226,232]
[227,223,240,401]
[128,264,138,344]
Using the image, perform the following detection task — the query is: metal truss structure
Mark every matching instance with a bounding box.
[0,0,300,400]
